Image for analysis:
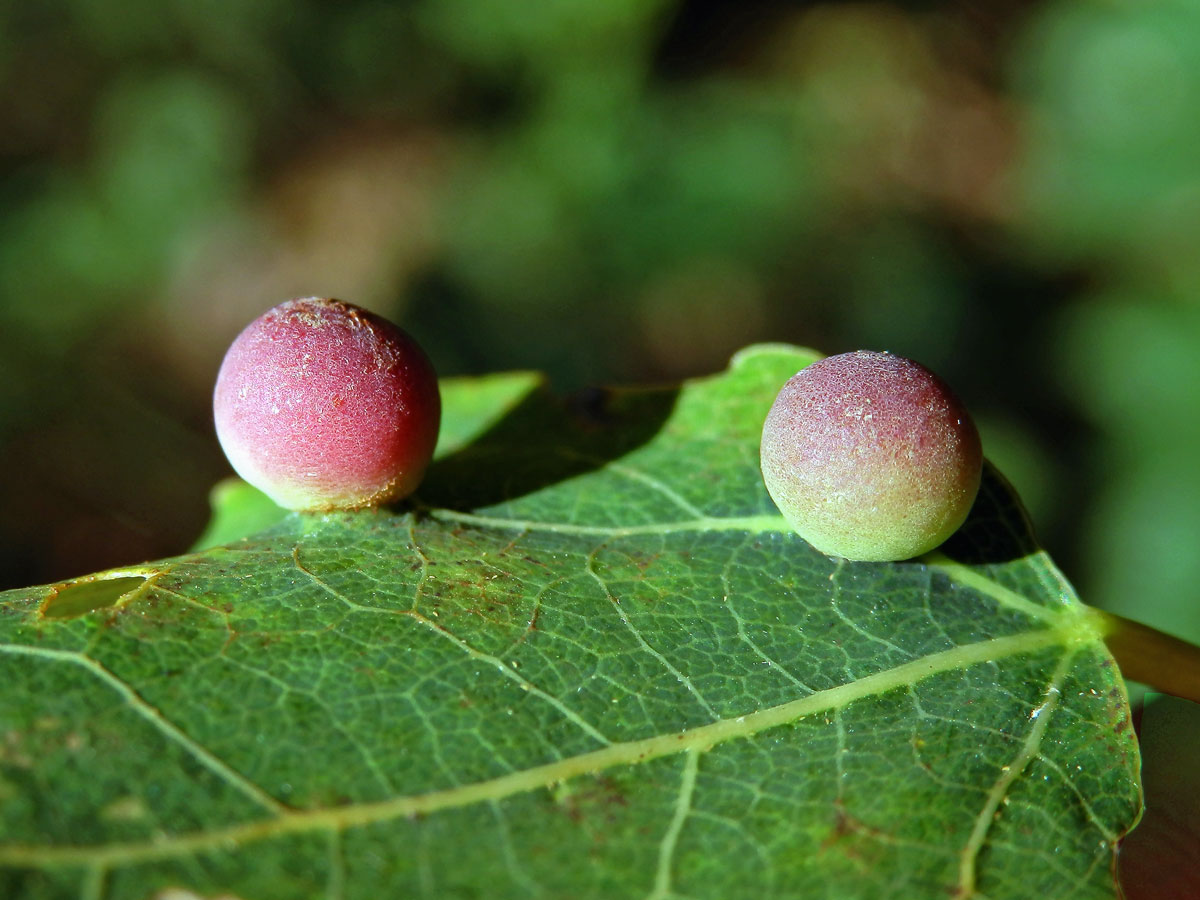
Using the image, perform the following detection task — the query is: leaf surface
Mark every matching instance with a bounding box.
[0,346,1140,900]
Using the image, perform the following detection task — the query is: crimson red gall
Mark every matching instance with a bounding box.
[760,350,982,561]
[213,298,441,511]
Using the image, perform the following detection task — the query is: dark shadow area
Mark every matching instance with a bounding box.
[415,383,680,512]
[936,461,1041,566]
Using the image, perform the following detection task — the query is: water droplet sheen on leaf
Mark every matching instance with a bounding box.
[760,350,982,561]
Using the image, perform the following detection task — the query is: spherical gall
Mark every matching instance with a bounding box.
[760,350,982,561]
[213,297,441,512]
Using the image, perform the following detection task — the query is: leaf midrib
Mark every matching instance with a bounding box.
[0,508,1099,871]
[0,620,1093,870]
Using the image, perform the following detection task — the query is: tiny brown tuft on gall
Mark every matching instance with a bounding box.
[760,350,982,561]
[213,298,441,512]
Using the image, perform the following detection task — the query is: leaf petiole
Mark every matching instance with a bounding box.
[1087,607,1200,703]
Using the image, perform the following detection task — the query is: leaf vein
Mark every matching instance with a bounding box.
[645,748,701,900]
[955,649,1075,897]
[0,644,286,815]
[585,549,719,720]
[0,628,1071,870]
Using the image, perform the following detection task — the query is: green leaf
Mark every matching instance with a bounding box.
[0,345,1140,899]
[189,478,287,551]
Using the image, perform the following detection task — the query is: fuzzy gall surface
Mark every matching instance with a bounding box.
[760,351,982,561]
[213,298,441,512]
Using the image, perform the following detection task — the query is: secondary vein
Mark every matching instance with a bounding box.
[955,650,1075,896]
[0,645,286,816]
[646,748,701,900]
[0,627,1070,870]
[430,509,791,539]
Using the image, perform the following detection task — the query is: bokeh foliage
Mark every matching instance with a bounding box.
[1,0,1198,667]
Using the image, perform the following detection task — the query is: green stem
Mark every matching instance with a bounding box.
[1087,607,1200,704]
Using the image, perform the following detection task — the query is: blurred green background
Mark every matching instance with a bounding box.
[1,0,1197,657]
